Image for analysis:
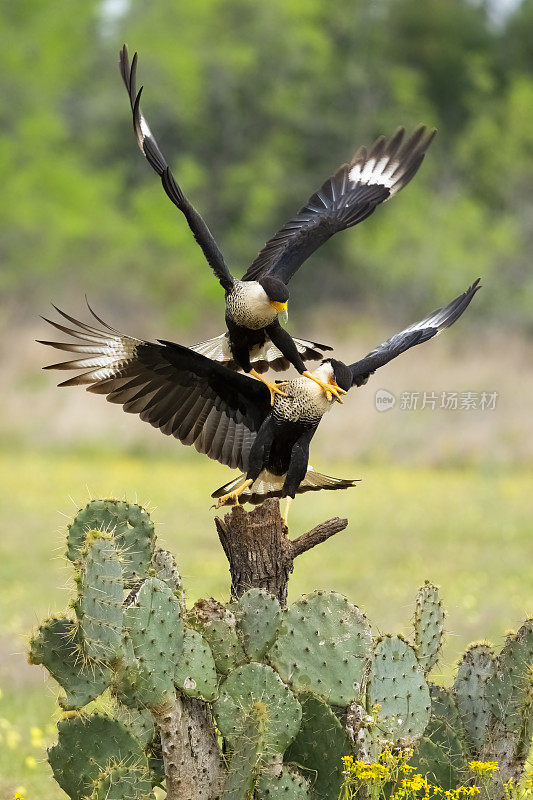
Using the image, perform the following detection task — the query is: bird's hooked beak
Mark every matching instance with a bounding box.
[270,300,288,324]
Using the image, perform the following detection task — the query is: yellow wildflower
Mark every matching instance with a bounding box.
[25,756,37,769]
[469,761,499,777]
[14,788,26,799]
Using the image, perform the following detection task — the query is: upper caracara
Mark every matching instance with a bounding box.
[40,280,479,508]
[119,45,436,404]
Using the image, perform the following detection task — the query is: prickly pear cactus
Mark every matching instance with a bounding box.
[151,547,183,596]
[123,578,185,708]
[88,763,154,800]
[411,684,469,790]
[30,499,533,800]
[29,616,112,709]
[67,499,154,584]
[454,642,495,754]
[188,598,246,674]
[367,635,431,744]
[485,621,533,737]
[256,766,310,799]
[174,628,218,701]
[234,588,281,661]
[285,694,351,800]
[48,714,149,800]
[221,701,267,800]
[214,662,302,755]
[269,591,372,706]
[77,532,124,661]
[413,581,444,675]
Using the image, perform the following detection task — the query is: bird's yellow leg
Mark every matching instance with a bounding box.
[302,371,346,403]
[250,368,287,406]
[214,478,253,509]
[282,496,293,525]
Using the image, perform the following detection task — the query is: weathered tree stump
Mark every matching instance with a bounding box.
[214,498,348,606]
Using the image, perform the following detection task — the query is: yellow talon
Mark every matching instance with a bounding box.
[302,371,346,404]
[214,478,253,509]
[250,369,288,406]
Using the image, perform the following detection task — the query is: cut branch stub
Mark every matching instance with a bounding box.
[214,499,348,606]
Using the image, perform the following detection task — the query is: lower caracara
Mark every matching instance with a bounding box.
[40,280,479,507]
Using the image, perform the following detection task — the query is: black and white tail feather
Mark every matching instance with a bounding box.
[190,333,332,374]
[211,468,358,506]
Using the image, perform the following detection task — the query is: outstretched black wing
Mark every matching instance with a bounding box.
[242,126,436,285]
[39,305,271,471]
[119,45,234,291]
[346,279,481,387]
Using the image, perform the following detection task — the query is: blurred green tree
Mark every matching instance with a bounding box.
[1,0,532,330]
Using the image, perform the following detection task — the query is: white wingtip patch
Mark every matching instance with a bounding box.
[139,113,152,142]
[349,156,398,188]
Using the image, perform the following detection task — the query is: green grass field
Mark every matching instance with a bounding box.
[1,447,532,799]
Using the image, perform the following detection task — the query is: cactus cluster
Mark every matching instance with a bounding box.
[412,622,533,793]
[29,500,533,800]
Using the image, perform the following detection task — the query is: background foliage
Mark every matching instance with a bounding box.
[2,0,533,330]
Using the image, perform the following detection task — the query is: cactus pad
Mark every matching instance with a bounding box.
[368,635,431,743]
[453,643,495,754]
[67,499,154,585]
[214,662,302,755]
[234,588,281,661]
[88,762,153,800]
[188,598,246,674]
[414,582,444,675]
[123,577,185,708]
[411,684,469,790]
[78,533,124,661]
[151,547,182,596]
[268,591,372,706]
[48,714,148,800]
[29,616,112,710]
[221,702,266,800]
[285,694,350,800]
[255,766,310,799]
[174,627,218,701]
[112,705,156,747]
[486,620,533,734]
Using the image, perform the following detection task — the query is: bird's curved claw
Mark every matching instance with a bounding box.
[213,479,253,509]
[250,369,288,406]
[266,382,288,406]
[302,371,346,404]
